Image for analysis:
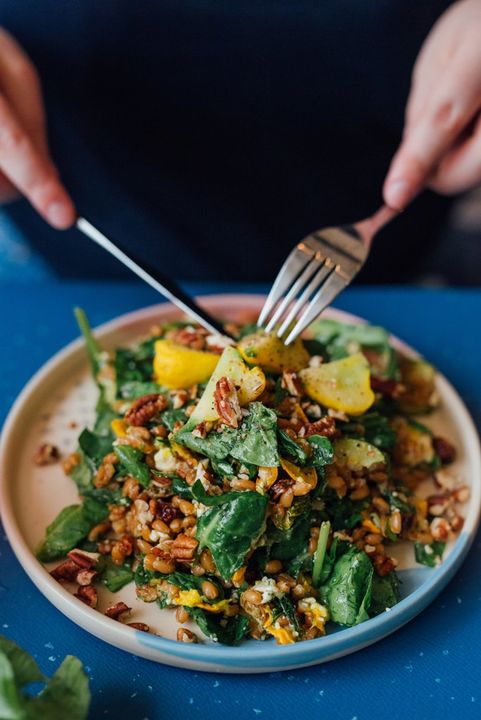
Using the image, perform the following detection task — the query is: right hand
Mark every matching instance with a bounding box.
[0,28,75,228]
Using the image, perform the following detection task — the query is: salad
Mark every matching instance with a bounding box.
[38,309,467,646]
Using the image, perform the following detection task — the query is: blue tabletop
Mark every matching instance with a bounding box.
[1,282,481,720]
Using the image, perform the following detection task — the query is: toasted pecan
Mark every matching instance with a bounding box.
[125,393,168,426]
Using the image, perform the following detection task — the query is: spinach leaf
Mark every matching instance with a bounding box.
[315,536,349,586]
[81,497,110,525]
[92,394,118,436]
[369,572,400,616]
[324,492,367,530]
[161,408,188,432]
[78,428,113,465]
[307,435,334,469]
[114,338,158,395]
[268,510,311,577]
[37,505,95,562]
[278,429,309,465]
[119,381,162,400]
[271,496,310,531]
[230,403,279,468]
[196,491,268,580]
[342,412,397,451]
[272,595,301,635]
[414,540,445,567]
[0,637,90,720]
[312,521,330,587]
[170,477,193,498]
[186,608,249,646]
[191,479,239,507]
[309,318,396,377]
[74,307,101,377]
[174,425,237,461]
[320,547,373,626]
[100,558,134,592]
[210,458,236,478]
[70,450,94,492]
[114,446,151,487]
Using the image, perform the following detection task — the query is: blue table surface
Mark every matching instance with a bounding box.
[1,281,481,720]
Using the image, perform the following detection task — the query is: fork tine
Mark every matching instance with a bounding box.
[276,258,333,337]
[257,243,315,327]
[264,254,322,333]
[284,269,349,345]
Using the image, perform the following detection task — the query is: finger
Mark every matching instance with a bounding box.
[384,58,481,209]
[0,28,47,154]
[0,94,76,228]
[428,111,481,194]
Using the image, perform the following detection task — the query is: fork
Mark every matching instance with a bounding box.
[257,205,399,345]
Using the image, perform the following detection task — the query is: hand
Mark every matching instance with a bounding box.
[0,28,75,228]
[384,0,481,211]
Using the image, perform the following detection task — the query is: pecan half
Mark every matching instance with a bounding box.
[214,377,242,428]
[127,622,150,632]
[168,327,209,350]
[67,549,100,569]
[125,393,168,426]
[33,443,60,466]
[105,601,132,621]
[76,569,97,586]
[74,585,98,608]
[370,377,404,398]
[50,559,80,583]
[301,416,337,438]
[432,436,456,465]
[171,533,199,561]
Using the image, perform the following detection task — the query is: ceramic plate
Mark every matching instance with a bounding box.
[1,295,480,673]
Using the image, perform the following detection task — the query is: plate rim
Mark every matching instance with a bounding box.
[1,294,480,671]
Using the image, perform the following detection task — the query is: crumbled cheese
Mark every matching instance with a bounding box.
[205,333,235,350]
[153,446,177,474]
[149,529,171,543]
[134,499,153,534]
[195,461,210,489]
[252,577,284,604]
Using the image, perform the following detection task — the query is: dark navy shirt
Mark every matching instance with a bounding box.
[1,1,453,282]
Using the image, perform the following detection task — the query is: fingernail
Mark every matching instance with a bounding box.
[47,201,72,229]
[384,179,409,212]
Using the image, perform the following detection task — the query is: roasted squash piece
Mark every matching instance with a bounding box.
[153,339,220,389]
[238,330,310,374]
[299,353,375,416]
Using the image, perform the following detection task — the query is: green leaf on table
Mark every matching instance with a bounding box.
[114,445,151,487]
[230,403,279,468]
[196,491,268,580]
[0,637,45,688]
[320,547,373,626]
[25,656,90,720]
[0,637,90,720]
[186,608,249,646]
[0,650,25,720]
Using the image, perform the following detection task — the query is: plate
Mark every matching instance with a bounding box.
[1,295,480,673]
